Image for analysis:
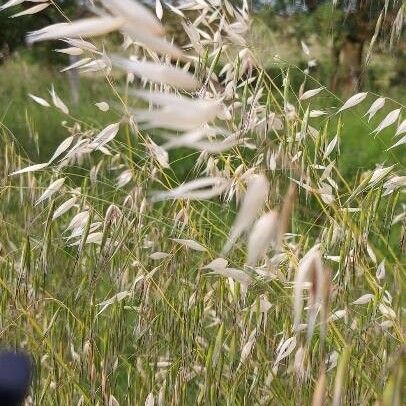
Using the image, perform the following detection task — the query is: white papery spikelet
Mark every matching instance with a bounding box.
[36,177,65,205]
[246,211,278,266]
[27,17,125,44]
[222,174,269,255]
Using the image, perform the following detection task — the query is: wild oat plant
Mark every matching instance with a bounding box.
[0,0,404,405]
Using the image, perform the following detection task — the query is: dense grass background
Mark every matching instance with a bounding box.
[0,5,404,405]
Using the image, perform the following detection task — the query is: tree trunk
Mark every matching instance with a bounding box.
[304,0,318,12]
[330,37,365,97]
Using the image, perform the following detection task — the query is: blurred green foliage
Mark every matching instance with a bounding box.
[0,0,80,62]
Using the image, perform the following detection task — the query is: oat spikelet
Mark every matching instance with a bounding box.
[293,246,330,339]
[246,211,278,266]
[112,57,200,90]
[222,174,269,255]
[27,17,125,44]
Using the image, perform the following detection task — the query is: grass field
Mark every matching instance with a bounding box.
[0,2,404,404]
[1,54,404,178]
